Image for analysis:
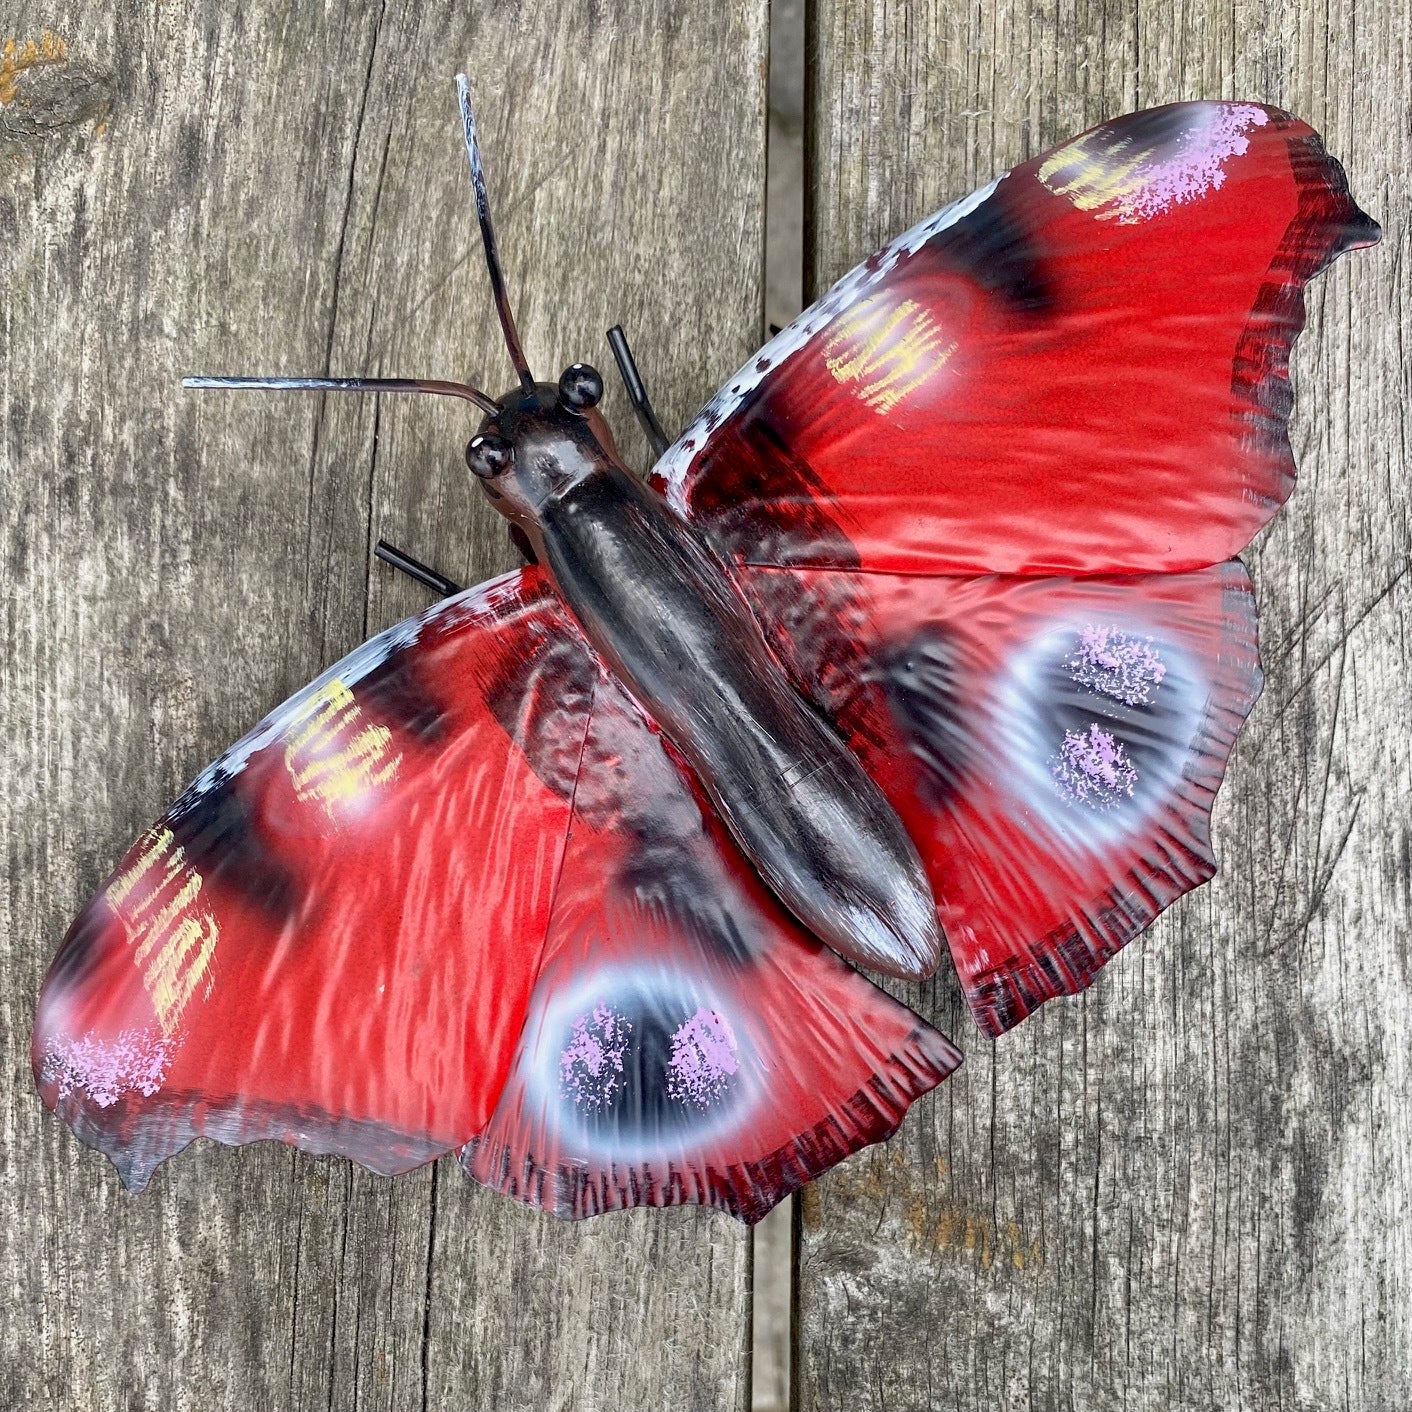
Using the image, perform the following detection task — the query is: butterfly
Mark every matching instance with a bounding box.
[31,80,1379,1224]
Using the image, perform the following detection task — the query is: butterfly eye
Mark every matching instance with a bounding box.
[558,363,604,411]
[466,433,514,479]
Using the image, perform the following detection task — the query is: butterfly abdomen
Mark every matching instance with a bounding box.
[535,461,944,981]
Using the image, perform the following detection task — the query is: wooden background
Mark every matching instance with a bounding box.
[0,1,1404,1409]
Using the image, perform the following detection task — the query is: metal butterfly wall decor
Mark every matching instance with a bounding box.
[32,77,1380,1223]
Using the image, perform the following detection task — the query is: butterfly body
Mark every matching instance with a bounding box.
[475,379,944,980]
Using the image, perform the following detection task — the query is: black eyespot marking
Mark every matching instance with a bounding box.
[557,990,742,1141]
[1030,630,1188,814]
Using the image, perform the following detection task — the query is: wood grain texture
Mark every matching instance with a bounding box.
[799,2,1410,1409]
[0,3,767,1408]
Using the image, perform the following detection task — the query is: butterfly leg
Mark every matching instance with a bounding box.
[606,324,670,458]
[373,539,463,596]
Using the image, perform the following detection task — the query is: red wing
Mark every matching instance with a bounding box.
[462,674,961,1224]
[740,561,1262,1036]
[32,567,597,1189]
[655,102,1378,576]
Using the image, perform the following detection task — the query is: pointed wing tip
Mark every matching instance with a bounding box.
[1342,207,1383,253]
[116,1154,157,1194]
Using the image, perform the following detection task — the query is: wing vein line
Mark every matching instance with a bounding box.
[519,671,600,1013]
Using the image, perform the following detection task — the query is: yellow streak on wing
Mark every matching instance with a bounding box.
[285,678,358,758]
[131,871,204,968]
[285,677,404,815]
[862,336,958,414]
[1036,133,1155,215]
[825,301,919,384]
[144,913,219,1035]
[107,827,175,908]
[824,299,953,415]
[105,825,221,1034]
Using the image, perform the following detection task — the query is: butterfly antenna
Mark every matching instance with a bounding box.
[181,375,501,418]
[606,325,669,458]
[456,75,535,395]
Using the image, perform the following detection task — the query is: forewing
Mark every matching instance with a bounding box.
[742,561,1262,1036]
[462,675,961,1223]
[33,567,596,1189]
[656,102,1377,575]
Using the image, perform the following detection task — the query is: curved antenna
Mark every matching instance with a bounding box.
[182,374,501,418]
[456,75,535,394]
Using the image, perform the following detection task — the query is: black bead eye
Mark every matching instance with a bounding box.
[558,363,603,411]
[465,433,514,479]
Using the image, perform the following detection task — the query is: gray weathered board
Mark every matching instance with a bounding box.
[800,2,1411,1411]
[2,4,1407,1412]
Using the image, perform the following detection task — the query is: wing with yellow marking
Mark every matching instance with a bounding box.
[283,678,403,813]
[654,101,1378,576]
[822,296,957,414]
[32,566,596,1189]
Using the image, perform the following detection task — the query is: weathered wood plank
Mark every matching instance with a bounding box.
[799,1,1410,1408]
[0,3,767,1408]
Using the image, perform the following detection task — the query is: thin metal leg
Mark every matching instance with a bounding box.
[507,524,538,566]
[374,539,463,597]
[606,325,670,459]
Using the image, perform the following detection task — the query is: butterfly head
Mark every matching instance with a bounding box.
[465,362,620,522]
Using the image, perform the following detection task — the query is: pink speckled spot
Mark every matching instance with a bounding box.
[1119,105,1269,221]
[1068,625,1166,706]
[666,1008,739,1109]
[559,1003,632,1111]
[1051,724,1138,810]
[43,1028,173,1108]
